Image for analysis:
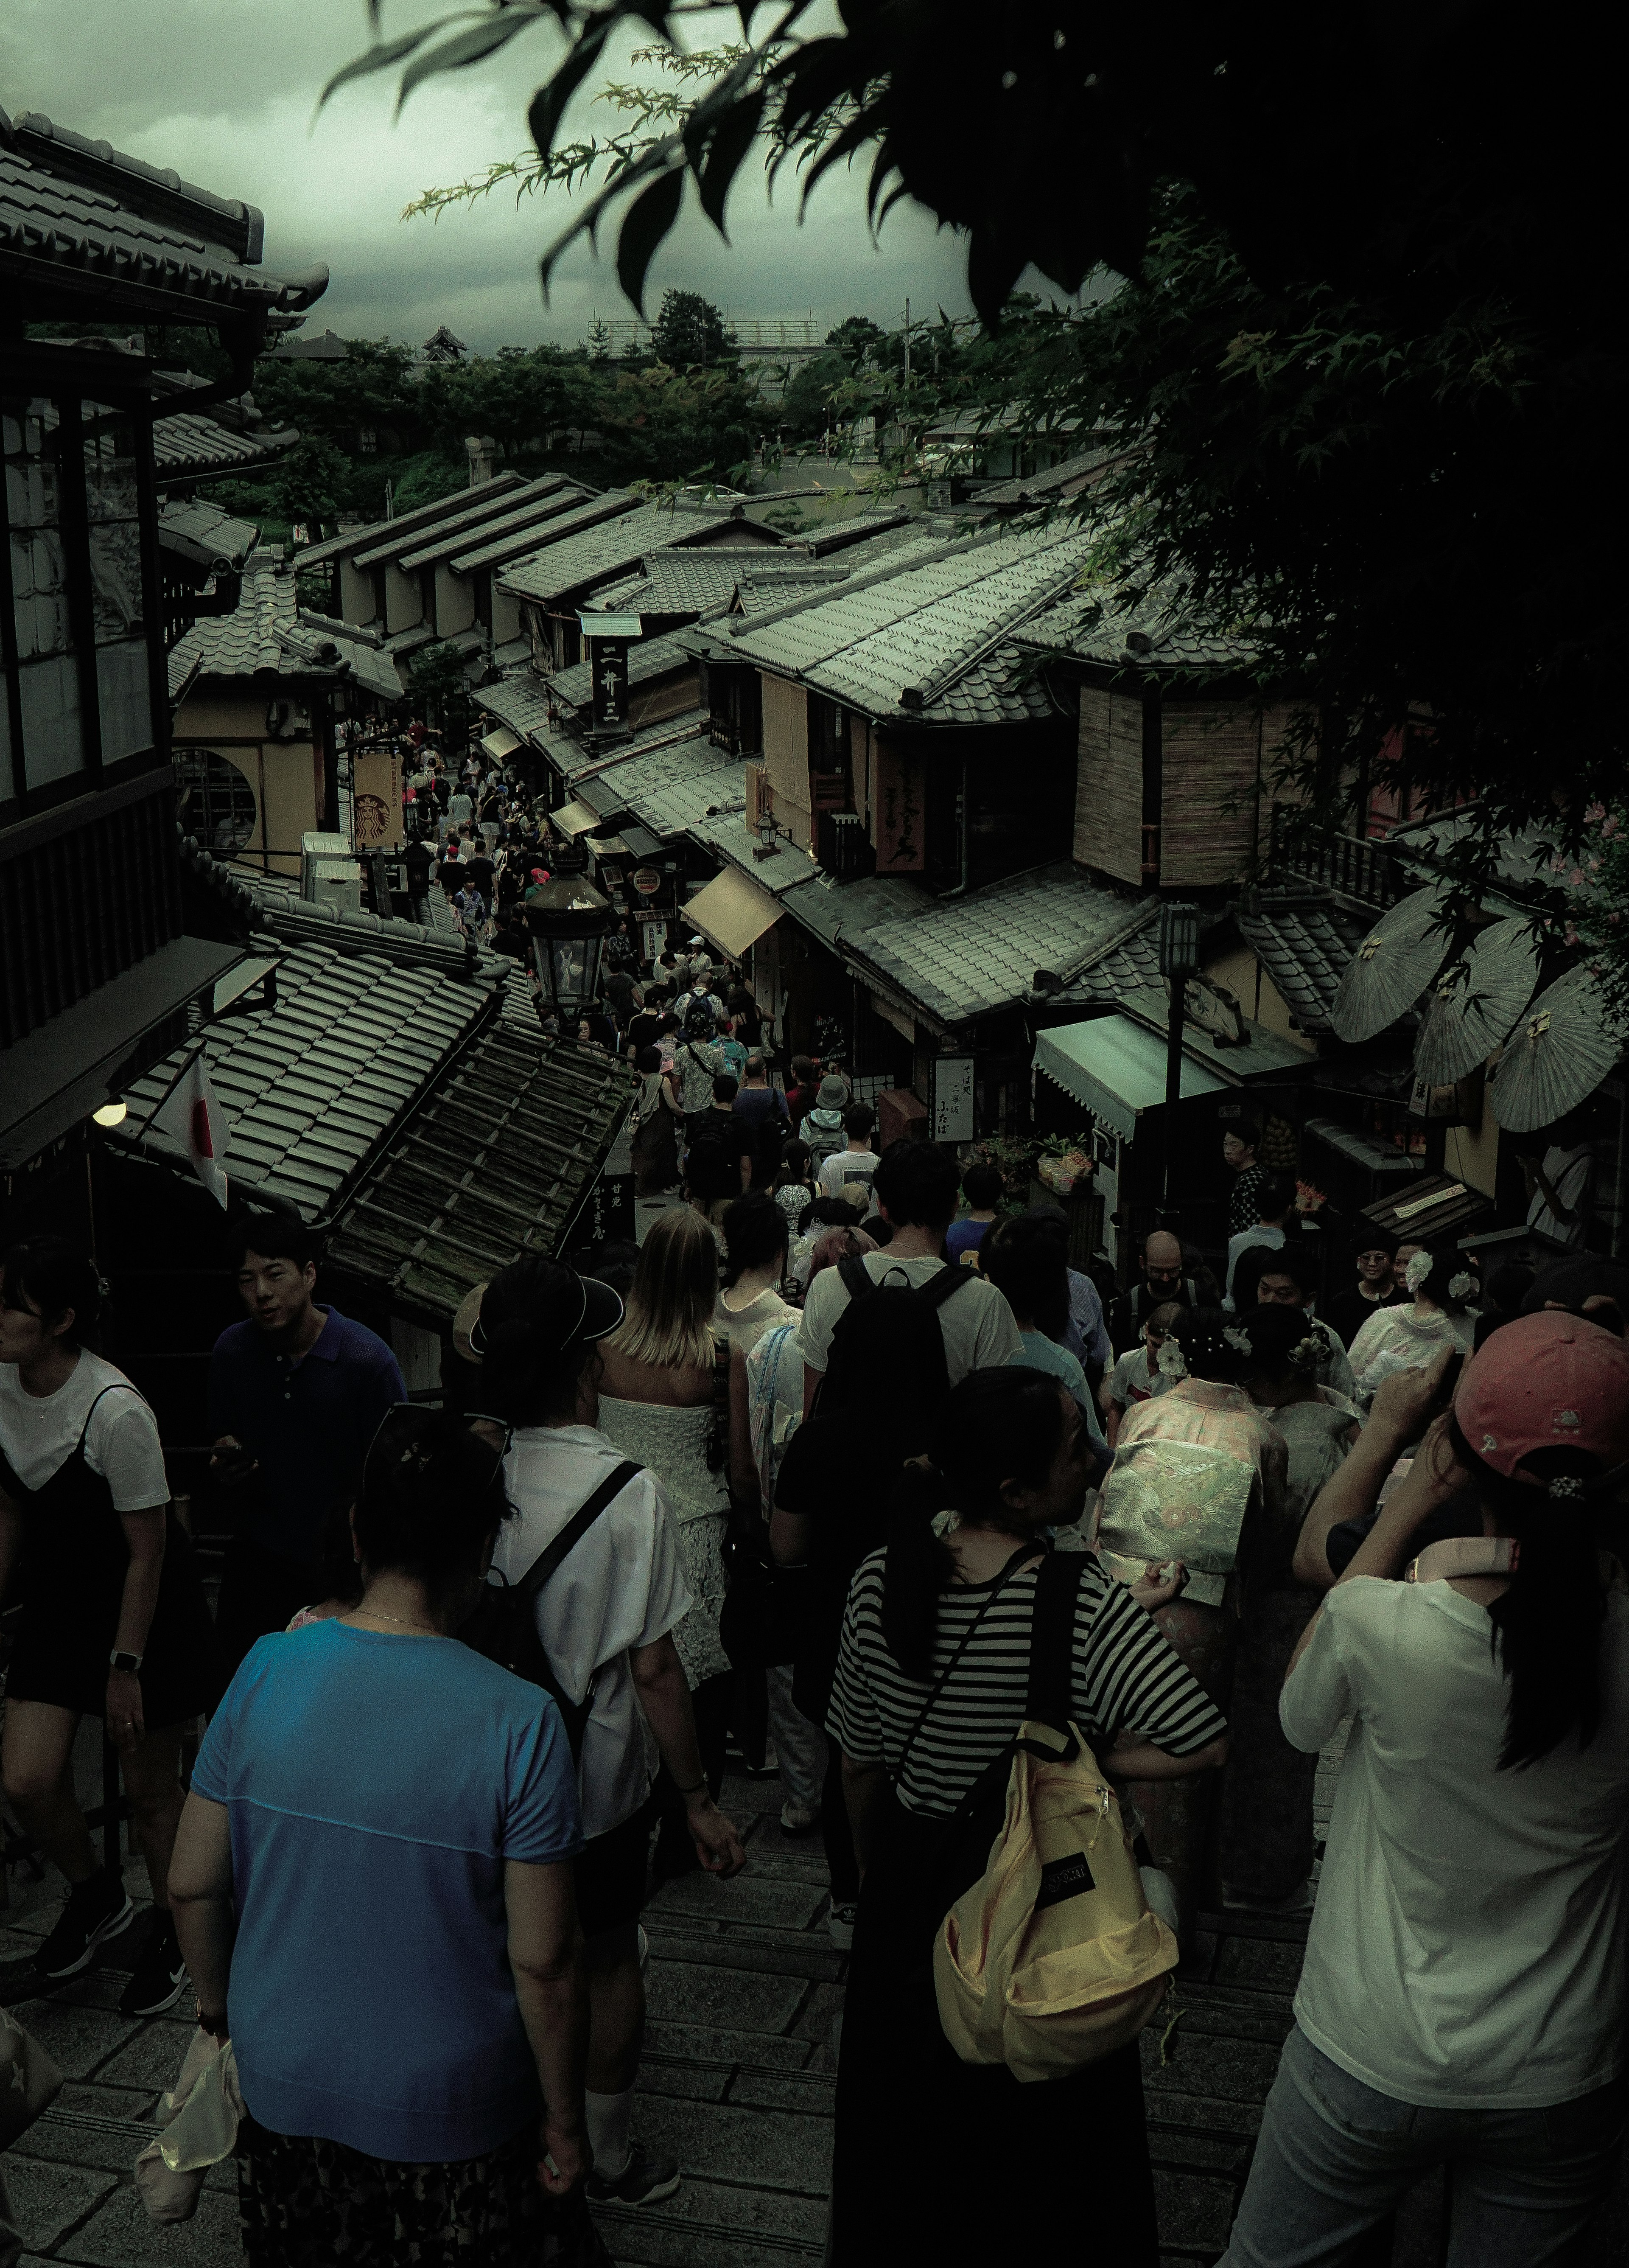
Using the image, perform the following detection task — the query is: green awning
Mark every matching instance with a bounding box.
[1033,1015,1227,1144]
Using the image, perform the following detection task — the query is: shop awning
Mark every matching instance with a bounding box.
[1033,1015,1227,1143]
[684,865,784,961]
[480,725,521,761]
[550,799,603,838]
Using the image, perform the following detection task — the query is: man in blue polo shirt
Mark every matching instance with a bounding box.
[210,1206,404,1671]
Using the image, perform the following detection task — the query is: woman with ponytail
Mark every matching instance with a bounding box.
[1218,1313,1629,2266]
[827,1367,1228,2266]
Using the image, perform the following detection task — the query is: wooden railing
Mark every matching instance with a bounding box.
[1268,804,1405,909]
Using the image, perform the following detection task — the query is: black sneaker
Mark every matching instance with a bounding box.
[587,2142,681,2206]
[119,1912,188,2018]
[35,1871,134,1980]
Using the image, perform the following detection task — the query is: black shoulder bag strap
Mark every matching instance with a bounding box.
[1024,1550,1090,1747]
[837,1251,875,1303]
[512,1461,642,1603]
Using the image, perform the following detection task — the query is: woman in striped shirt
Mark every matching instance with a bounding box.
[827,1368,1229,2266]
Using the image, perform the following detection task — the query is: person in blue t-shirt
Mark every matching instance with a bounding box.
[944,1162,1004,1267]
[208,1206,405,1674]
[169,1406,596,2265]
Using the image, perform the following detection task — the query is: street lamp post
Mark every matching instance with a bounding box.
[524,841,615,1033]
[1158,900,1201,1226]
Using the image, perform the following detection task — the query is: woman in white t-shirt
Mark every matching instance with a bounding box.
[0,1240,216,2019]
[1217,1316,1629,2266]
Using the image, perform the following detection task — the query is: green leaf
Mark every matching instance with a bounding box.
[694,88,765,235]
[616,166,685,314]
[527,17,616,159]
[319,22,448,111]
[397,10,550,112]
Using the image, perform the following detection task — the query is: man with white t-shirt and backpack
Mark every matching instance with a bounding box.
[468,1256,747,2210]
[799,1140,1024,1418]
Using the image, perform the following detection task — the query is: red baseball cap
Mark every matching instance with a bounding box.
[1455,1311,1629,1480]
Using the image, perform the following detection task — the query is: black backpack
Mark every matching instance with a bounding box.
[463,1460,641,1757]
[815,1252,971,1416]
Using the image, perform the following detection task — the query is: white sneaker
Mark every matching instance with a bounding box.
[827,1899,857,1950]
[780,1801,820,1836]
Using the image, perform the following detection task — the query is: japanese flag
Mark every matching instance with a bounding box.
[154,1055,230,1209]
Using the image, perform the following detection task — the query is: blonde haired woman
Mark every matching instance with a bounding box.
[596,1209,732,1873]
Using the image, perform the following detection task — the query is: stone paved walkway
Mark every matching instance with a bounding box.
[4,1726,1625,2265]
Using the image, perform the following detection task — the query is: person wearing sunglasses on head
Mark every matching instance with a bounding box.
[168,1405,609,2268]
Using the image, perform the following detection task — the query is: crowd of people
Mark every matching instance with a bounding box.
[3,1040,1628,2264]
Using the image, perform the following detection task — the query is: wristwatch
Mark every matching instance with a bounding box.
[109,1649,144,1674]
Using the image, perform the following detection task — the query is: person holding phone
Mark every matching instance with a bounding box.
[1217,1318,1629,2265]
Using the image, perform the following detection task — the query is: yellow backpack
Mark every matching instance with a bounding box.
[932,1554,1179,2081]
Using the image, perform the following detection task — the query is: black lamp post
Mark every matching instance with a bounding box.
[1157,900,1201,1224]
[524,842,615,1028]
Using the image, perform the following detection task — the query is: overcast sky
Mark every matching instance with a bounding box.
[2,0,992,353]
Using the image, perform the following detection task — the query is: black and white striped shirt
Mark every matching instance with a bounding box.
[826,1548,1227,1817]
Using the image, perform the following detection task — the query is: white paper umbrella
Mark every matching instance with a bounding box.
[1330,887,1454,1044]
[1412,916,1544,1085]
[1486,965,1622,1133]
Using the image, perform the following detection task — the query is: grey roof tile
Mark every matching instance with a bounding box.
[842,861,1156,1026]
[498,503,783,607]
[725,520,1093,721]
[168,547,302,691]
[111,939,489,1219]
[570,711,744,837]
[1237,893,1372,1034]
[151,405,299,480]
[0,110,326,321]
[157,497,260,573]
[1014,580,1260,674]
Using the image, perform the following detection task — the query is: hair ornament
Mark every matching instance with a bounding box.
[1405,1249,1433,1294]
[1546,1474,1587,1501]
[95,1274,112,1301]
[1447,1271,1475,1301]
[930,1508,963,1538]
[1290,1333,1325,1374]
[1156,1338,1190,1380]
[397,1438,435,1474]
[1223,1323,1252,1354]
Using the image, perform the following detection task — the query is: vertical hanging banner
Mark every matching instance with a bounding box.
[931,1056,976,1142]
[352,746,404,849]
[580,613,642,742]
[873,736,926,871]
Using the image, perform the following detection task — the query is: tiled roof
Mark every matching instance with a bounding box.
[972,445,1125,506]
[448,490,636,577]
[1050,922,1165,1006]
[779,869,935,957]
[158,497,260,575]
[915,639,1053,726]
[279,620,410,702]
[548,634,697,712]
[844,860,1155,1027]
[151,406,299,481]
[686,815,823,900]
[1014,581,1260,674]
[0,109,327,323]
[498,503,779,606]
[169,548,311,692]
[799,508,918,556]
[239,871,509,977]
[476,670,559,746]
[358,476,582,571]
[112,938,488,1220]
[295,475,528,573]
[324,1030,633,1326]
[267,328,351,361]
[724,521,1092,721]
[1237,892,1372,1034]
[571,714,745,837]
